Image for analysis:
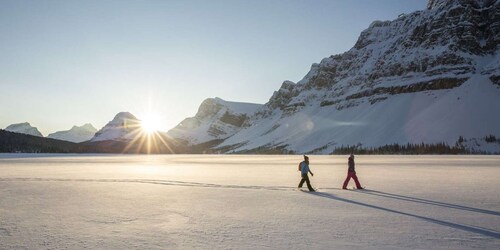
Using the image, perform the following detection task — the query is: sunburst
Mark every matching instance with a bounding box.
[119,114,176,154]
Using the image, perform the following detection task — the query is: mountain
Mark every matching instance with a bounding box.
[90,112,141,142]
[172,0,500,154]
[47,123,97,143]
[168,97,262,147]
[5,122,43,137]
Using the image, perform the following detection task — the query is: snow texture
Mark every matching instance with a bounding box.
[0,154,499,249]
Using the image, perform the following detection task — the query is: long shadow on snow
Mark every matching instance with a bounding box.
[363,190,500,217]
[321,188,500,217]
[307,191,500,239]
[0,178,293,191]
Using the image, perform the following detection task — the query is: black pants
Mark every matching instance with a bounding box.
[298,174,314,191]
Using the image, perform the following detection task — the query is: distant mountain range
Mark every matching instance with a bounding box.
[4,122,97,143]
[1,0,499,154]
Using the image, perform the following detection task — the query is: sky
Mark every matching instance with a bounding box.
[0,0,427,136]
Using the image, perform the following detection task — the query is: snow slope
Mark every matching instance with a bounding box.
[0,154,498,249]
[47,123,97,143]
[221,74,500,153]
[91,112,141,142]
[4,122,43,137]
[168,97,262,145]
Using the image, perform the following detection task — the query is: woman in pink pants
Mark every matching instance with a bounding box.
[342,154,363,190]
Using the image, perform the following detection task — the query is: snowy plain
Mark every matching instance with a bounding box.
[0,154,499,249]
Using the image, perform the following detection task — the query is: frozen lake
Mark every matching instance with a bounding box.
[0,154,499,249]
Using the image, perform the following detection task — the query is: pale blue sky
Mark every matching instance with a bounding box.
[0,0,427,135]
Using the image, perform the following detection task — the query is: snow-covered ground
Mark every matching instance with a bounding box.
[0,154,499,249]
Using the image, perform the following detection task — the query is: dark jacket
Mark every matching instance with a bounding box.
[348,159,355,172]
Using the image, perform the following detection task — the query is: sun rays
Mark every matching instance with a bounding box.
[119,115,176,154]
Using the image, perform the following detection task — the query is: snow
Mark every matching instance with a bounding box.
[47,123,97,143]
[91,112,141,142]
[0,154,499,249]
[4,122,43,137]
[168,98,262,145]
[213,97,262,115]
[219,74,500,154]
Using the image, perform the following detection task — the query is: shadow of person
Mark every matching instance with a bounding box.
[359,190,500,216]
[306,191,500,239]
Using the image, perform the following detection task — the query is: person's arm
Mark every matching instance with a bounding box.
[309,169,314,176]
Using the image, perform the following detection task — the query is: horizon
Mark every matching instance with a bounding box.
[0,0,427,136]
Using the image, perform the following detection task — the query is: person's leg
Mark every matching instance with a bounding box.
[298,174,306,188]
[305,175,314,191]
[342,172,352,189]
[352,173,362,189]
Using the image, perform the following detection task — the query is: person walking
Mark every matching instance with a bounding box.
[298,155,315,192]
[342,154,363,190]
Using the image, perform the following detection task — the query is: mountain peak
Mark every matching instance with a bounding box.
[9,122,31,127]
[48,123,98,143]
[90,112,141,142]
[168,98,262,146]
[79,123,97,131]
[113,112,137,121]
[5,122,43,137]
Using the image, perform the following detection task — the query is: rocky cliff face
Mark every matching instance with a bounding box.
[256,0,499,119]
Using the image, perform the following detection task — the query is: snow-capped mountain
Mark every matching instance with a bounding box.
[168,97,262,146]
[47,123,97,143]
[172,0,500,153]
[91,112,142,142]
[5,122,43,137]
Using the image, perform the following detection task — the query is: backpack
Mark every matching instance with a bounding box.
[298,162,302,171]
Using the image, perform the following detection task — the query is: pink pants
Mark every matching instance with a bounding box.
[342,171,362,189]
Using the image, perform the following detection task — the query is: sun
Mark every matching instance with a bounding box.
[140,113,162,133]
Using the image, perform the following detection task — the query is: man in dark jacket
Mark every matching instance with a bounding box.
[298,155,315,192]
[342,154,363,190]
